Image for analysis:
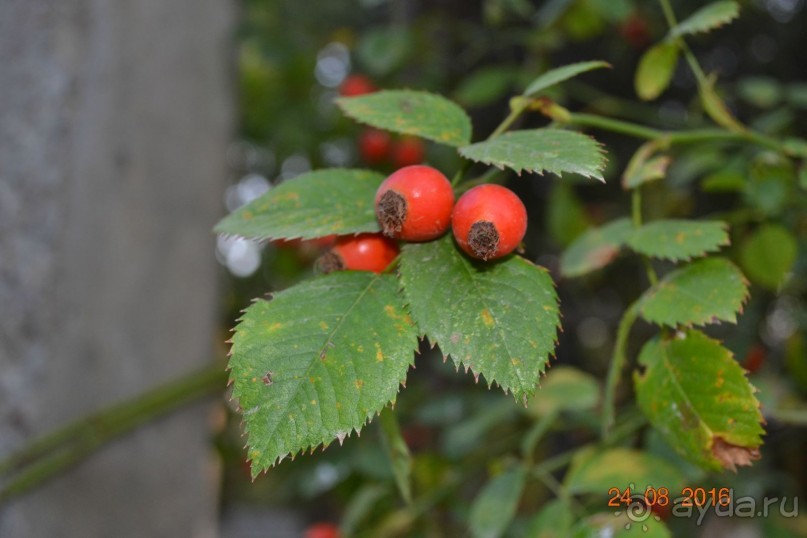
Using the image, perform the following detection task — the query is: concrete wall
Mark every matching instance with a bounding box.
[0,1,234,536]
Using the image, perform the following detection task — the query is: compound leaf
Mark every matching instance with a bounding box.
[215,169,383,240]
[399,236,560,400]
[635,331,764,472]
[336,90,472,147]
[229,272,418,475]
[638,257,749,327]
[459,129,606,181]
[560,218,633,278]
[627,219,729,262]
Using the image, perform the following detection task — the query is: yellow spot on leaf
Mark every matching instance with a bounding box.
[355,379,364,389]
[320,321,329,331]
[375,343,384,362]
[481,309,494,327]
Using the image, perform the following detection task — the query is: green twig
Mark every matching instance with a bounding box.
[0,364,226,501]
[631,190,659,286]
[566,113,783,152]
[602,301,641,441]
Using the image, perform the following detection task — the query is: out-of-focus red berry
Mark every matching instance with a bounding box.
[744,344,766,374]
[304,522,341,538]
[339,74,377,97]
[619,13,651,49]
[359,129,392,164]
[392,136,426,167]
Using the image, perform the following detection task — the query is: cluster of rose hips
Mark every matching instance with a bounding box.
[340,74,426,168]
[318,164,528,273]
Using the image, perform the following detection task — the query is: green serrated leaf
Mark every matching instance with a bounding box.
[560,218,633,278]
[378,408,413,504]
[229,272,418,474]
[214,169,383,240]
[527,366,600,417]
[459,129,606,181]
[638,257,749,327]
[336,90,472,147]
[622,141,671,189]
[627,219,729,262]
[669,1,740,39]
[564,447,684,494]
[469,466,527,538]
[399,236,560,399]
[523,60,610,97]
[740,224,797,291]
[635,331,764,472]
[635,43,679,101]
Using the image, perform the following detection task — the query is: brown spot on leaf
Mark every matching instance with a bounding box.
[262,372,274,386]
[712,436,761,472]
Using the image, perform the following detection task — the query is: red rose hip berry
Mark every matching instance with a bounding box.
[375,165,454,241]
[339,74,377,97]
[359,128,391,164]
[317,233,399,274]
[391,136,425,167]
[452,184,527,260]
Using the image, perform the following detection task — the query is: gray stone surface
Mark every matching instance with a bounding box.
[0,1,234,536]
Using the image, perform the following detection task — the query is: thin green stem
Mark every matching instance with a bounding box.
[631,190,643,228]
[451,161,472,187]
[631,190,659,286]
[657,0,677,27]
[490,100,529,139]
[568,113,662,140]
[567,113,784,153]
[658,0,709,87]
[602,301,641,441]
[536,469,585,520]
[0,364,226,501]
